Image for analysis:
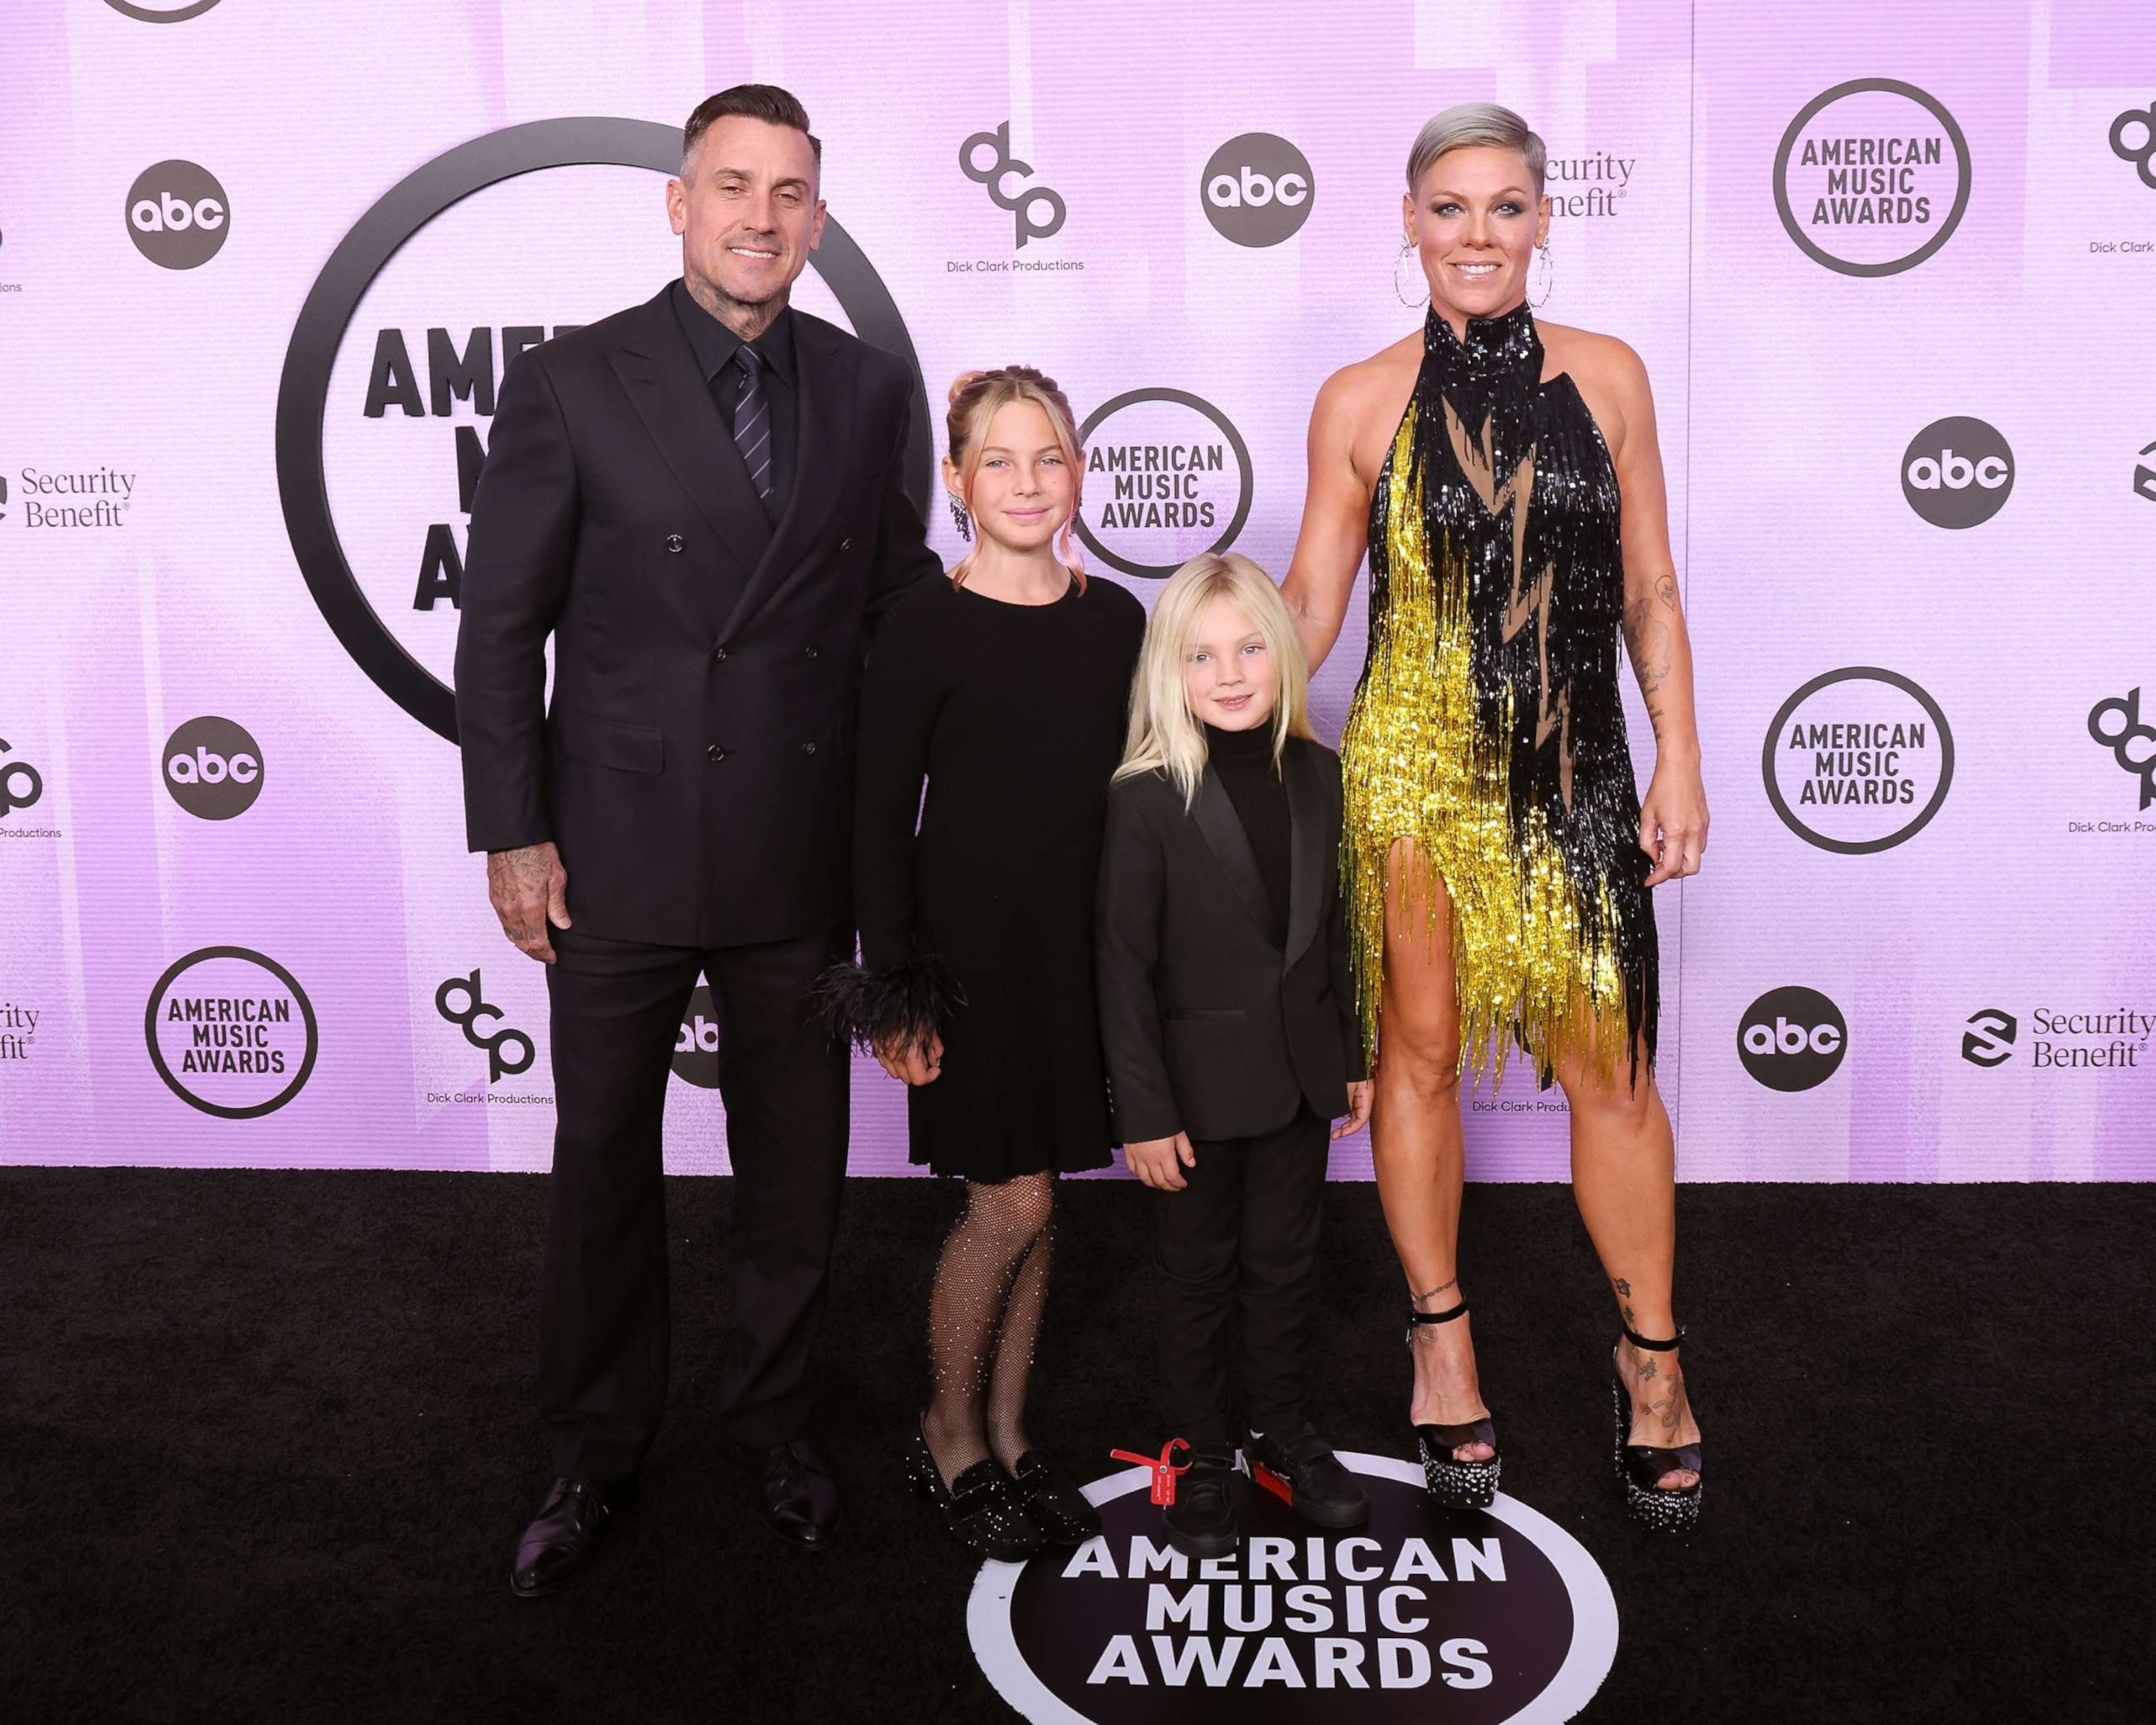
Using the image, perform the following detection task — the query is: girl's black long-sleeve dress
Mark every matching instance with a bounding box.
[850,571,1145,1180]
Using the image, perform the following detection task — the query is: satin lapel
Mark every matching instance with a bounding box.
[721,313,858,639]
[1283,742,1326,969]
[1192,768,1280,950]
[605,287,771,585]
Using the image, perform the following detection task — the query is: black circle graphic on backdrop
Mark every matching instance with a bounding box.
[671,983,721,1089]
[1900,416,2013,528]
[126,159,230,270]
[275,117,933,741]
[1762,667,1955,855]
[970,1453,1616,1722]
[162,715,265,820]
[1773,79,1971,278]
[145,946,319,1119]
[1072,388,1254,580]
[1737,985,1847,1091]
[105,1,222,20]
[1200,133,1316,248]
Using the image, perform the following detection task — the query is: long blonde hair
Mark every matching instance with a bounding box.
[1116,552,1313,807]
[945,366,1087,590]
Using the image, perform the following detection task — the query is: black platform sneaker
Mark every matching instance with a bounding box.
[1247,1423,1369,1529]
[1162,1445,1239,1559]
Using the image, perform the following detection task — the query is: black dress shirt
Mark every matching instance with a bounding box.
[1205,721,1290,945]
[670,277,798,517]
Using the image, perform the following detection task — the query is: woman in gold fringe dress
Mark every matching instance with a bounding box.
[1282,104,1710,1529]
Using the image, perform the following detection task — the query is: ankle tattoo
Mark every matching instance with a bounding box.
[1412,1277,1459,1308]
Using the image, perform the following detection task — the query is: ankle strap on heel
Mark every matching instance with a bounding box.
[1406,1300,1468,1340]
[1621,1319,1686,1352]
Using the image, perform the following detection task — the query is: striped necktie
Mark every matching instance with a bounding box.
[729,345,773,506]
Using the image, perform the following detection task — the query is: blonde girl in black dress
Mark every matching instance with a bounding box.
[826,368,1144,1559]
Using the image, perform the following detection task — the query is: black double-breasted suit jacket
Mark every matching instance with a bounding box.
[455,281,939,947]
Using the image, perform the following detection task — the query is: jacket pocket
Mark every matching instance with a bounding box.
[557,714,665,774]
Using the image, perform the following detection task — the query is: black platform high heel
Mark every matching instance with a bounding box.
[1612,1321,1703,1533]
[1406,1300,1501,1510]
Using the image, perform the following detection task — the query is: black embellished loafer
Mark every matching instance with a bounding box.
[1162,1445,1239,1559]
[1248,1423,1370,1530]
[1009,1450,1101,1547]
[509,1476,614,1599]
[905,1424,1042,1561]
[746,1439,841,1551]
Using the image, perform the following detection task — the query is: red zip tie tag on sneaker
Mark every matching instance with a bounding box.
[1110,1438,1191,1507]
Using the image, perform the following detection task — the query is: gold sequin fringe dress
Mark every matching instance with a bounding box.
[1340,302,1658,1086]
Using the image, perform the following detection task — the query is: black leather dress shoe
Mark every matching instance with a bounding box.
[748,1439,841,1551]
[1162,1445,1239,1559]
[510,1476,613,1599]
[1248,1423,1369,1529]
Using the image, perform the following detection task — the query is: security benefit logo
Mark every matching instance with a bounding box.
[1738,987,1847,1093]
[1901,418,2012,528]
[2087,688,2156,815]
[1763,668,1954,854]
[161,717,263,820]
[146,947,319,1119]
[1775,80,1971,277]
[126,161,229,270]
[1074,392,1254,580]
[2135,441,2156,504]
[279,118,927,741]
[969,1454,1616,1724]
[0,999,37,1065]
[672,983,721,1088]
[1201,135,1315,248]
[2112,103,2156,191]
[1962,1005,2148,1072]
[8,466,136,531]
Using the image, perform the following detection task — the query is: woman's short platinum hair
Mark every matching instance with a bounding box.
[1406,102,1546,195]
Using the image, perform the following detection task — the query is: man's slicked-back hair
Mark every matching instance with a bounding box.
[683,84,821,173]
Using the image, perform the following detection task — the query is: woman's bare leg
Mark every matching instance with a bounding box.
[1552,1034,1700,1488]
[1369,840,1492,1461]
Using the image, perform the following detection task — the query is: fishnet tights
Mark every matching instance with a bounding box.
[920,1172,1055,1488]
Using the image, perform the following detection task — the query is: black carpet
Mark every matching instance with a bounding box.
[0,1169,2149,1724]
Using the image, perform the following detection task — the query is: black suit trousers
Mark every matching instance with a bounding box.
[1153,1109,1329,1447]
[540,922,849,1479]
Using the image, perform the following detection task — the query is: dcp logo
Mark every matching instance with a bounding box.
[2088,688,2156,809]
[1738,987,1847,1092]
[162,716,264,820]
[2111,103,2156,189]
[959,122,1066,249]
[1962,1008,2017,1068]
[2134,440,2156,504]
[672,984,721,1088]
[1201,133,1315,248]
[0,738,43,818]
[126,160,229,270]
[1901,417,2013,528]
[436,970,535,1086]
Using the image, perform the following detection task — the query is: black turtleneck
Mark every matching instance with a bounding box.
[1205,721,1289,943]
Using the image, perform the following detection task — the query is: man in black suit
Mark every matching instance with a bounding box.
[455,84,938,1594]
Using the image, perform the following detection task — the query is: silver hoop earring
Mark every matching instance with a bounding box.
[1394,237,1428,307]
[1531,241,1555,308]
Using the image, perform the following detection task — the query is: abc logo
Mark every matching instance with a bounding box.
[1737,986,1848,1092]
[126,160,230,269]
[1201,133,1316,248]
[162,716,263,820]
[1901,416,2012,528]
[672,983,721,1089]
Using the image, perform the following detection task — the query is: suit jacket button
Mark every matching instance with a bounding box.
[707,742,727,762]
[803,645,819,660]
[712,646,728,662]
[665,533,685,553]
[800,741,818,756]
[839,536,854,552]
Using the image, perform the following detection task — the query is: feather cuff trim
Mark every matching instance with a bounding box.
[811,955,968,1053]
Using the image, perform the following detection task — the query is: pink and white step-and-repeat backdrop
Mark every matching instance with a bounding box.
[1,0,2151,1181]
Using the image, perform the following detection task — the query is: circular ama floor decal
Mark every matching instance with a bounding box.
[968,1451,1616,1722]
